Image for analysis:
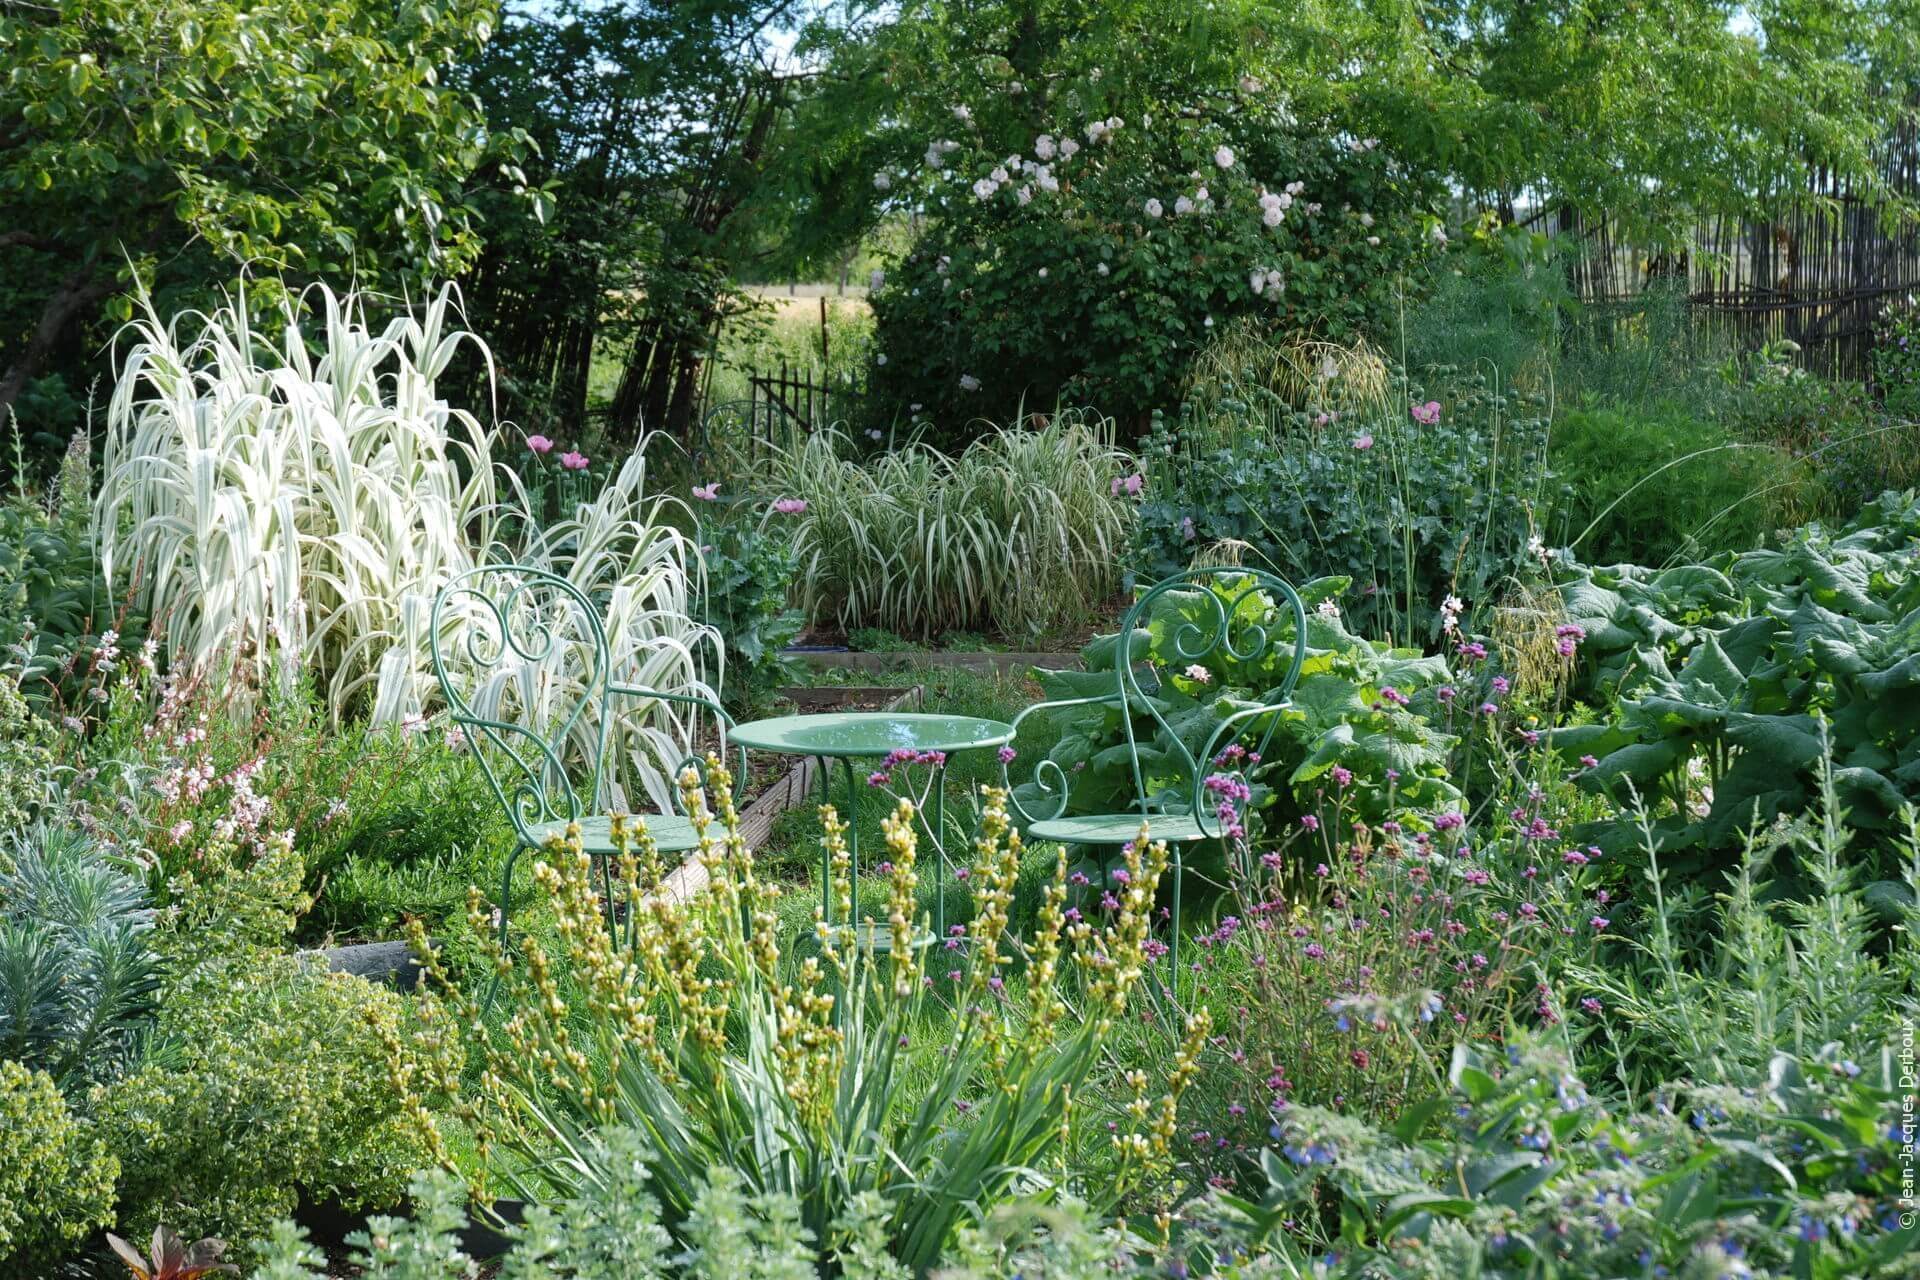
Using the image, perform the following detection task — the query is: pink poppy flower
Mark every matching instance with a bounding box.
[692,482,720,501]
[559,451,589,470]
[526,435,554,454]
[772,497,809,515]
[1351,434,1374,451]
[1410,401,1442,425]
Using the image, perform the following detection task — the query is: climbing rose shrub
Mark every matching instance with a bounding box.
[868,96,1441,435]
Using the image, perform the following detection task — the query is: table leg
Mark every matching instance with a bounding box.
[843,755,860,894]
[816,754,831,924]
[932,762,947,943]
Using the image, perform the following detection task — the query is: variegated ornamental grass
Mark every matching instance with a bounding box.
[770,412,1135,640]
[96,284,717,813]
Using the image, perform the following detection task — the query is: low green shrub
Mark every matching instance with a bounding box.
[1016,573,1459,836]
[1730,351,1920,522]
[88,836,427,1253]
[1570,758,1919,1094]
[689,505,804,708]
[0,1059,118,1270]
[76,667,504,938]
[1255,1035,1915,1278]
[1547,400,1804,565]
[1872,300,1920,420]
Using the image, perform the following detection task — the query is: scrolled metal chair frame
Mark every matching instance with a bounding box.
[999,566,1308,983]
[429,564,742,1001]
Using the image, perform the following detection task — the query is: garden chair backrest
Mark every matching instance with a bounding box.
[1112,567,1310,821]
[1007,566,1308,834]
[429,564,615,846]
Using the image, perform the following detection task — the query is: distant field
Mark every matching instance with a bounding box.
[744,283,872,303]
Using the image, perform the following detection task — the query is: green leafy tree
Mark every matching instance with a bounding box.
[0,0,521,435]
[454,0,805,441]
[786,1,1446,429]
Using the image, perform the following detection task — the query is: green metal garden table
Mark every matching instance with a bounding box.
[726,712,1014,942]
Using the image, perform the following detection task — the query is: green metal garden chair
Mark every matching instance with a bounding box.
[1001,566,1308,977]
[429,565,740,990]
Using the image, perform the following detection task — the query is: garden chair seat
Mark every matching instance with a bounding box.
[1025,812,1213,846]
[525,813,703,856]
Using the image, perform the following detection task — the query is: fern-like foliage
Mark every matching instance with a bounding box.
[0,822,158,1087]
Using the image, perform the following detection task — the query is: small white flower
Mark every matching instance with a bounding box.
[926,144,947,169]
[1285,180,1305,195]
[1095,261,1109,276]
[1262,206,1283,227]
[1058,137,1079,158]
[869,268,885,290]
[1367,235,1381,246]
[952,104,972,121]
[959,373,981,392]
[990,165,1008,184]
[1359,211,1374,227]
[875,352,888,365]
[972,177,997,200]
[1037,267,1048,278]
[1315,598,1342,621]
[1184,663,1212,684]
[1036,169,1059,193]
[936,254,951,274]
[1250,269,1267,294]
[1144,197,1163,218]
[1214,145,1235,169]
[1034,134,1056,160]
[873,171,892,191]
[1174,196,1194,216]
[1016,185,1032,205]
[1194,185,1208,202]
[1008,80,1025,95]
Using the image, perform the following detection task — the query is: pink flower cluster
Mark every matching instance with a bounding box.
[866,746,949,788]
[526,436,590,470]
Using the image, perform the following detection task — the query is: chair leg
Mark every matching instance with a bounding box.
[483,842,529,1018]
[1168,844,1184,1004]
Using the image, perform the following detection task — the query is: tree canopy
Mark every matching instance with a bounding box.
[0,0,522,439]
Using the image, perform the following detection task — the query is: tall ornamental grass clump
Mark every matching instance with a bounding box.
[385,759,1207,1270]
[96,284,715,811]
[768,414,1134,640]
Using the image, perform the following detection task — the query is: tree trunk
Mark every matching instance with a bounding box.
[0,266,111,426]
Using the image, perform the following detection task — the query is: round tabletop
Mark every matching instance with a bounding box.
[727,711,1014,759]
